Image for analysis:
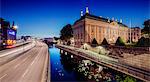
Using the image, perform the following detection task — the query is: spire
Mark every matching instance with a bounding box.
[12,21,15,27]
[86,7,89,14]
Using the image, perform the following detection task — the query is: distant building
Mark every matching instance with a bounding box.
[73,7,129,47]
[128,27,141,42]
[44,38,53,43]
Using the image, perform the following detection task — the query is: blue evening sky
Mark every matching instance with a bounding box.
[1,0,149,38]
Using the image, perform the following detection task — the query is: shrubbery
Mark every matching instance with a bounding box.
[136,37,150,47]
[101,38,109,45]
[115,37,125,46]
[91,38,98,47]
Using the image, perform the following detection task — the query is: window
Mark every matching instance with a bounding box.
[99,27,101,33]
[92,28,94,33]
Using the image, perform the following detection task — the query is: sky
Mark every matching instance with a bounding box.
[1,0,150,38]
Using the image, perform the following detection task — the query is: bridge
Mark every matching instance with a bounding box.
[56,44,150,82]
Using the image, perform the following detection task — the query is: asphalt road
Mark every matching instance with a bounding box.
[0,41,49,82]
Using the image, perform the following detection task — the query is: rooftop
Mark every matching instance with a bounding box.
[74,13,128,27]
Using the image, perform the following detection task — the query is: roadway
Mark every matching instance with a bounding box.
[0,41,49,82]
[0,41,35,66]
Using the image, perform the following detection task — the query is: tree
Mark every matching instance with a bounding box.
[136,37,150,47]
[115,37,125,46]
[91,38,98,47]
[142,19,150,34]
[54,37,59,40]
[101,38,109,45]
[60,24,73,41]
[92,38,98,45]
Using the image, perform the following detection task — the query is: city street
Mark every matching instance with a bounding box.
[0,41,49,82]
[0,41,35,66]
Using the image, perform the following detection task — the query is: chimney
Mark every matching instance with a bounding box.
[112,17,114,21]
[107,17,110,22]
[86,7,89,14]
[81,10,83,17]
[120,19,122,23]
[115,19,118,22]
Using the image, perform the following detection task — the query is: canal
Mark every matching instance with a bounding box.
[49,45,141,82]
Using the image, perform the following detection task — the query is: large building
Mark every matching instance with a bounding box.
[73,7,129,47]
[128,27,141,42]
[0,18,17,48]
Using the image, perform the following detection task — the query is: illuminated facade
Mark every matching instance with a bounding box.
[0,18,17,47]
[129,27,141,42]
[73,7,129,46]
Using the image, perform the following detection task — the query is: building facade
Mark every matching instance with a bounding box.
[73,8,129,47]
[0,18,17,48]
[129,27,141,42]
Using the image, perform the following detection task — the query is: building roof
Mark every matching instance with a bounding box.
[74,13,128,27]
[131,27,141,29]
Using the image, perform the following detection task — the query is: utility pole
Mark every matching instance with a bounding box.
[130,19,132,43]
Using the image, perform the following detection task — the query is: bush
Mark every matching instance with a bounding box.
[91,38,98,47]
[115,37,125,46]
[92,38,98,44]
[101,38,109,45]
[136,37,150,47]
[67,41,71,45]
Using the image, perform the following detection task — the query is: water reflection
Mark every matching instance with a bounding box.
[49,46,86,82]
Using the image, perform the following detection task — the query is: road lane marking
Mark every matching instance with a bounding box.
[22,69,29,78]
[30,61,35,66]
[22,46,43,78]
[14,63,20,69]
[0,74,7,80]
[0,43,35,57]
[23,57,28,62]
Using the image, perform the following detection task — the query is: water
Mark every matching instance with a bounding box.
[49,46,84,82]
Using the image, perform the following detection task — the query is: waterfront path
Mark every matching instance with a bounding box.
[56,44,150,82]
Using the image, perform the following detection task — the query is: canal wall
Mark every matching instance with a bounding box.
[56,44,150,82]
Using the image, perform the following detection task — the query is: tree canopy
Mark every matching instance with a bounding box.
[136,37,150,47]
[115,37,125,46]
[101,38,109,45]
[60,24,73,40]
[142,19,150,34]
[91,38,98,45]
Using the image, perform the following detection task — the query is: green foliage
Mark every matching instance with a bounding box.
[67,41,71,45]
[115,37,125,46]
[142,19,150,34]
[60,24,73,40]
[136,37,150,47]
[54,37,59,40]
[101,38,109,45]
[123,76,136,82]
